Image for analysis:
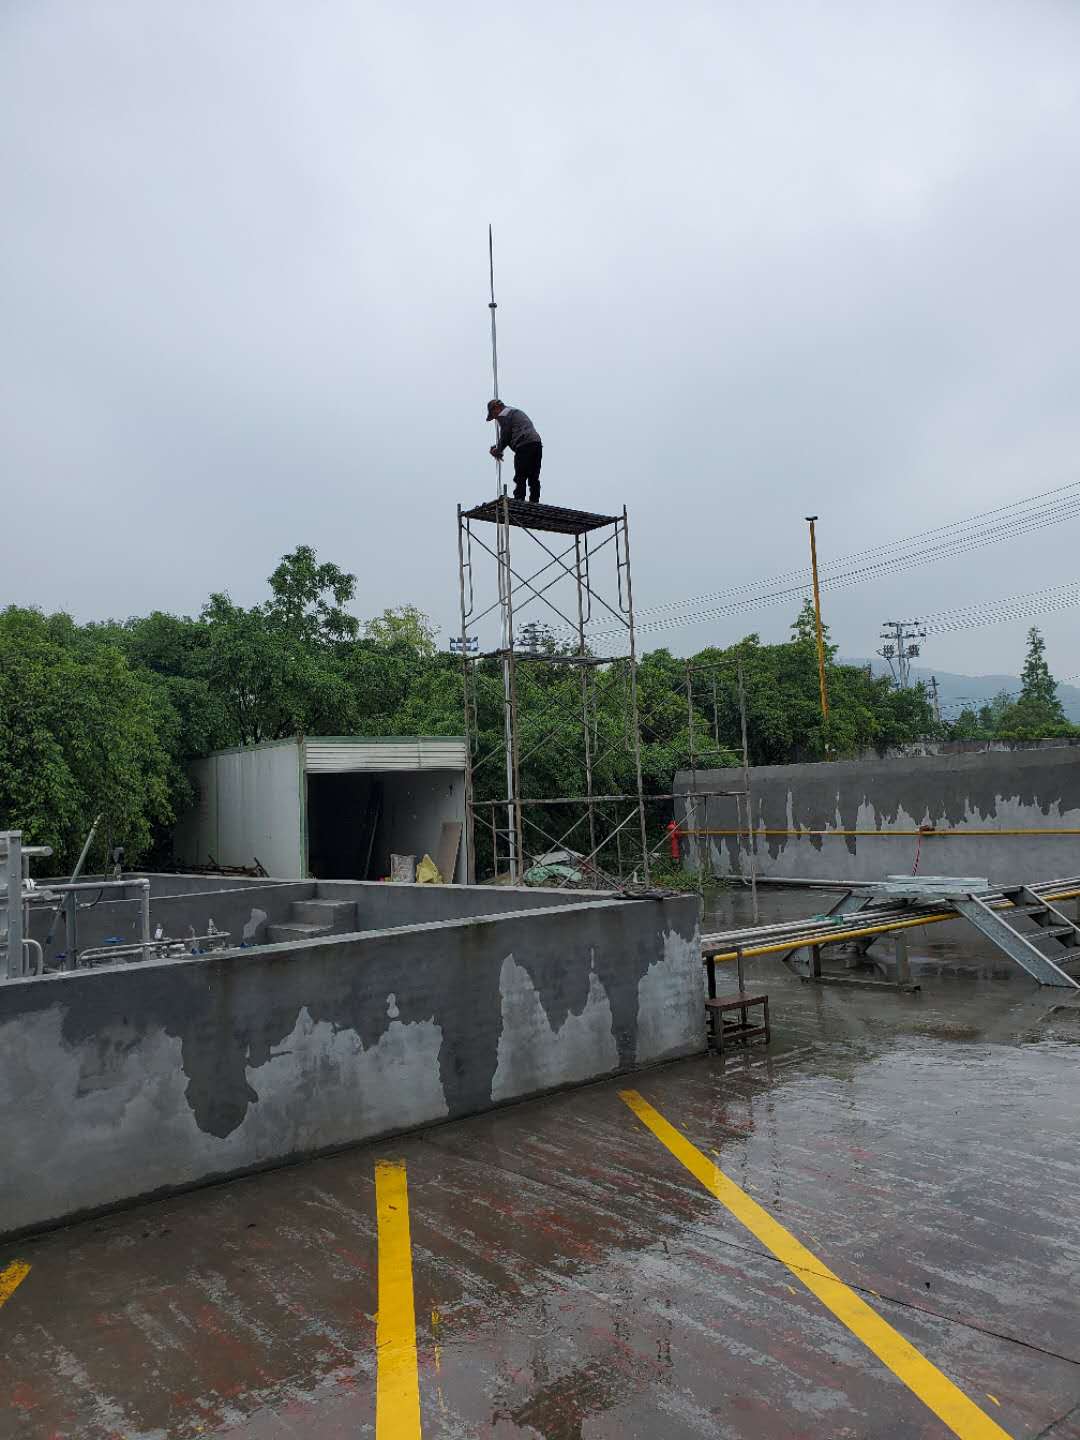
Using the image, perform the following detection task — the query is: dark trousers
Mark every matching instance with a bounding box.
[512,442,542,502]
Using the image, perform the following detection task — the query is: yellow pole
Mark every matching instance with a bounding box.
[805,516,829,725]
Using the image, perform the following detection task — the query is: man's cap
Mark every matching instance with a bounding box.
[486,398,504,419]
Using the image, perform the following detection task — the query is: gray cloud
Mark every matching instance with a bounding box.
[3,0,1080,681]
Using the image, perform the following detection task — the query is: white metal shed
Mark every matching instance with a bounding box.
[174,736,468,881]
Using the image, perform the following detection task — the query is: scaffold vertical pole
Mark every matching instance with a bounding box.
[496,496,517,880]
[738,656,759,923]
[686,662,704,891]
[456,506,477,883]
[575,534,598,863]
[621,507,650,883]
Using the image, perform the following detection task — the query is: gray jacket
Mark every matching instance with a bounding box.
[494,406,541,457]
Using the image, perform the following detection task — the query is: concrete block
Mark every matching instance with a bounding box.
[290,899,357,932]
[265,921,335,943]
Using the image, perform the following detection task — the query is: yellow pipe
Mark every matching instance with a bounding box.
[703,886,1080,962]
[683,827,1080,838]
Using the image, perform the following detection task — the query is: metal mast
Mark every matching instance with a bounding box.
[457,234,695,890]
[488,226,519,879]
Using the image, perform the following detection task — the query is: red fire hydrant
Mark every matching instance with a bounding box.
[666,820,680,861]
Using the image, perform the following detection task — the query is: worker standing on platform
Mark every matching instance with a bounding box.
[487,399,543,503]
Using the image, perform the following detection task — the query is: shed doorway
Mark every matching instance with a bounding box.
[305,770,466,882]
[306,774,383,880]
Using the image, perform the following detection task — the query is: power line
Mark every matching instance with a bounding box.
[920,580,1080,634]
[631,477,1080,622]
[571,487,1080,647]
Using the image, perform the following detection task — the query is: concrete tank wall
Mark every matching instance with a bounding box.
[23,876,611,961]
[0,894,701,1239]
[676,746,1080,885]
[25,880,317,955]
[315,878,608,928]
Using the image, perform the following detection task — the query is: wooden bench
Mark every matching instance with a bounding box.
[704,951,771,1056]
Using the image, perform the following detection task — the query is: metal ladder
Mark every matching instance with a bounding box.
[952,887,1080,988]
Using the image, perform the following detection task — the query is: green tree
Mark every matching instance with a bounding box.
[366,605,439,658]
[1020,627,1060,708]
[0,607,175,870]
[950,706,981,739]
[266,545,359,644]
[194,547,363,745]
[948,635,1077,740]
[1013,626,1067,732]
[691,603,938,766]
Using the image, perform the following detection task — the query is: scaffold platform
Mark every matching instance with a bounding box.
[462,497,620,536]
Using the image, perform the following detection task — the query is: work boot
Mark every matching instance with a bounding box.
[513,486,526,502]
[529,485,541,504]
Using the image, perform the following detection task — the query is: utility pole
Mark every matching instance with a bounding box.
[930,674,941,724]
[805,516,830,727]
[878,619,928,689]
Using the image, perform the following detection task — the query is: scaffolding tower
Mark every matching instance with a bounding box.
[457,496,650,886]
[456,496,755,891]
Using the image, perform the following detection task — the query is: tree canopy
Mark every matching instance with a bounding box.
[951,627,1074,741]
[3,546,1071,874]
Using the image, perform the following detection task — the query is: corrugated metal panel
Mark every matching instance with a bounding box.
[304,738,466,773]
[174,741,304,876]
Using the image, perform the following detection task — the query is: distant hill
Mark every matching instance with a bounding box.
[844,660,1080,723]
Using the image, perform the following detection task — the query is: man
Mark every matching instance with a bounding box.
[486,399,543,503]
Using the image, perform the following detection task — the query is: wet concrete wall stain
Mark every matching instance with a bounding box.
[0,897,700,1235]
[491,956,620,1102]
[678,748,1080,882]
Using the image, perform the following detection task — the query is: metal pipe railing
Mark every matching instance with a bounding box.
[702,878,1080,962]
[22,938,43,976]
[78,931,230,966]
[18,878,152,971]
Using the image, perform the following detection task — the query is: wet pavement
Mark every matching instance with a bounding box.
[3,891,1080,1438]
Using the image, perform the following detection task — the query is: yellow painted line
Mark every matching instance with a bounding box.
[620,1090,1012,1440]
[0,1260,30,1308]
[375,1159,422,1439]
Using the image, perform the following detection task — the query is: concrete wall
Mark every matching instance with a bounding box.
[315,879,610,929]
[26,879,316,955]
[869,737,1080,760]
[0,894,701,1238]
[23,874,612,962]
[677,747,1080,885]
[175,741,303,877]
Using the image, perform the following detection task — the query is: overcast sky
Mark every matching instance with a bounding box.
[4,1,1080,682]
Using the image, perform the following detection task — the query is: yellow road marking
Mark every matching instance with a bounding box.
[620,1090,1012,1440]
[375,1159,422,1439]
[0,1260,30,1308]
